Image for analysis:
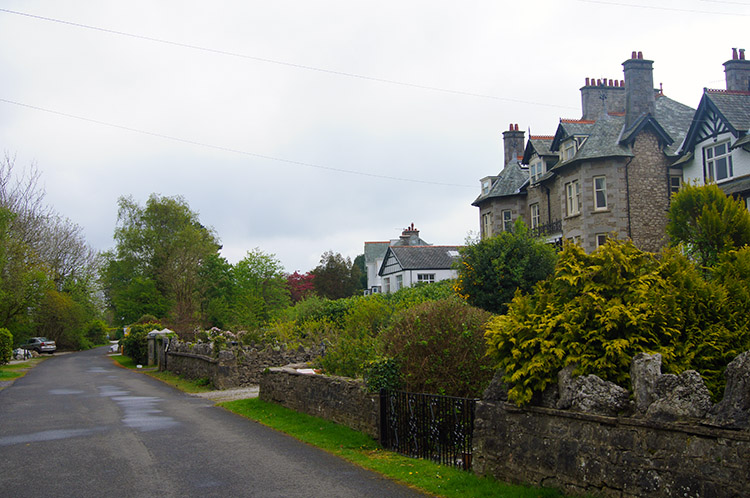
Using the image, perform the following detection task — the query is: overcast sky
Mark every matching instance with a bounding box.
[0,1,747,272]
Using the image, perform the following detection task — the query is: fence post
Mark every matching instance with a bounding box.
[379,388,388,448]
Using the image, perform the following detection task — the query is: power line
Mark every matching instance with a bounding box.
[577,0,750,15]
[0,97,476,189]
[0,8,577,111]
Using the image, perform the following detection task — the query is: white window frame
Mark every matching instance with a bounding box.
[704,141,734,182]
[395,274,403,290]
[530,203,540,229]
[417,273,435,284]
[670,175,682,195]
[530,159,544,182]
[501,210,513,231]
[562,141,576,162]
[481,212,492,238]
[594,176,607,210]
[482,179,491,195]
[566,180,581,216]
[596,233,608,248]
[383,277,390,294]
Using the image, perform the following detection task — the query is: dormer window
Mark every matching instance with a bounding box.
[481,178,492,195]
[530,158,545,182]
[562,140,577,161]
[704,141,733,182]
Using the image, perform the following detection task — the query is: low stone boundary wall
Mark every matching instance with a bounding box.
[259,366,379,439]
[165,341,318,389]
[473,401,750,498]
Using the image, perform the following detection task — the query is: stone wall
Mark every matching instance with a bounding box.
[165,341,318,389]
[259,366,380,439]
[474,402,750,498]
[474,352,750,497]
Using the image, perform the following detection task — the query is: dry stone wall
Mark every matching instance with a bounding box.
[474,351,750,497]
[164,341,319,389]
[259,366,380,439]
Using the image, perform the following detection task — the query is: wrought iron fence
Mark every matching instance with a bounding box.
[379,390,477,470]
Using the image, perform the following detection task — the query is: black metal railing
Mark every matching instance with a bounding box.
[380,390,477,470]
[531,218,562,238]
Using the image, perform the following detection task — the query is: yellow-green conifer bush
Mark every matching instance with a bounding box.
[485,240,750,405]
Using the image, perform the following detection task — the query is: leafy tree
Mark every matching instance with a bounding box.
[197,253,234,329]
[103,194,221,333]
[34,289,88,349]
[353,254,367,290]
[286,271,315,303]
[667,182,750,268]
[0,207,49,329]
[310,250,362,299]
[0,157,101,343]
[456,220,558,314]
[230,249,290,329]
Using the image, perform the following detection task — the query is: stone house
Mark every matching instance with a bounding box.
[675,48,750,205]
[474,51,696,253]
[377,245,461,294]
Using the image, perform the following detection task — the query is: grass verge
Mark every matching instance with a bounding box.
[220,398,567,498]
[109,354,214,393]
[0,358,46,382]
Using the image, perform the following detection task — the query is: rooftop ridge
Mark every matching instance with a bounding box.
[530,135,555,140]
[608,111,626,116]
[560,118,596,124]
[705,88,750,96]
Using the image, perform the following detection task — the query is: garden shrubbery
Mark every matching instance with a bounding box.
[382,298,493,397]
[485,240,750,405]
[120,321,161,365]
[0,328,12,364]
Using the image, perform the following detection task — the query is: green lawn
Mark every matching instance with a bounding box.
[221,398,567,498]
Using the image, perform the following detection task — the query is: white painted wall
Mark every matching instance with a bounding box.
[380,268,458,294]
[682,132,750,186]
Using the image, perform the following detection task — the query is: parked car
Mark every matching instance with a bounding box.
[20,337,56,354]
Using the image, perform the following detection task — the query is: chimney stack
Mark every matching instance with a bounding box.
[502,123,525,166]
[580,76,626,120]
[623,51,656,130]
[724,48,750,92]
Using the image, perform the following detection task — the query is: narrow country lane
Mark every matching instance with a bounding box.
[0,348,427,497]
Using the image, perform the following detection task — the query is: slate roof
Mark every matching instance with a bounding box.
[364,241,390,264]
[678,89,750,155]
[548,95,694,175]
[471,160,528,206]
[522,137,556,164]
[653,95,696,156]
[381,245,461,274]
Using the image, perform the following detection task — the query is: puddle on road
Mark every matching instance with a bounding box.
[98,385,129,397]
[87,367,111,373]
[111,395,179,432]
[0,427,107,446]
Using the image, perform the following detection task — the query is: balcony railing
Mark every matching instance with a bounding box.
[531,219,562,238]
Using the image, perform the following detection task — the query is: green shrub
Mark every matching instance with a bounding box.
[85,320,109,345]
[120,321,161,365]
[0,328,12,364]
[362,357,402,393]
[456,220,558,314]
[382,297,493,397]
[485,240,750,405]
[316,331,379,379]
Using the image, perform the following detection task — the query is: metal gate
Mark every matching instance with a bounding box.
[379,390,476,470]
